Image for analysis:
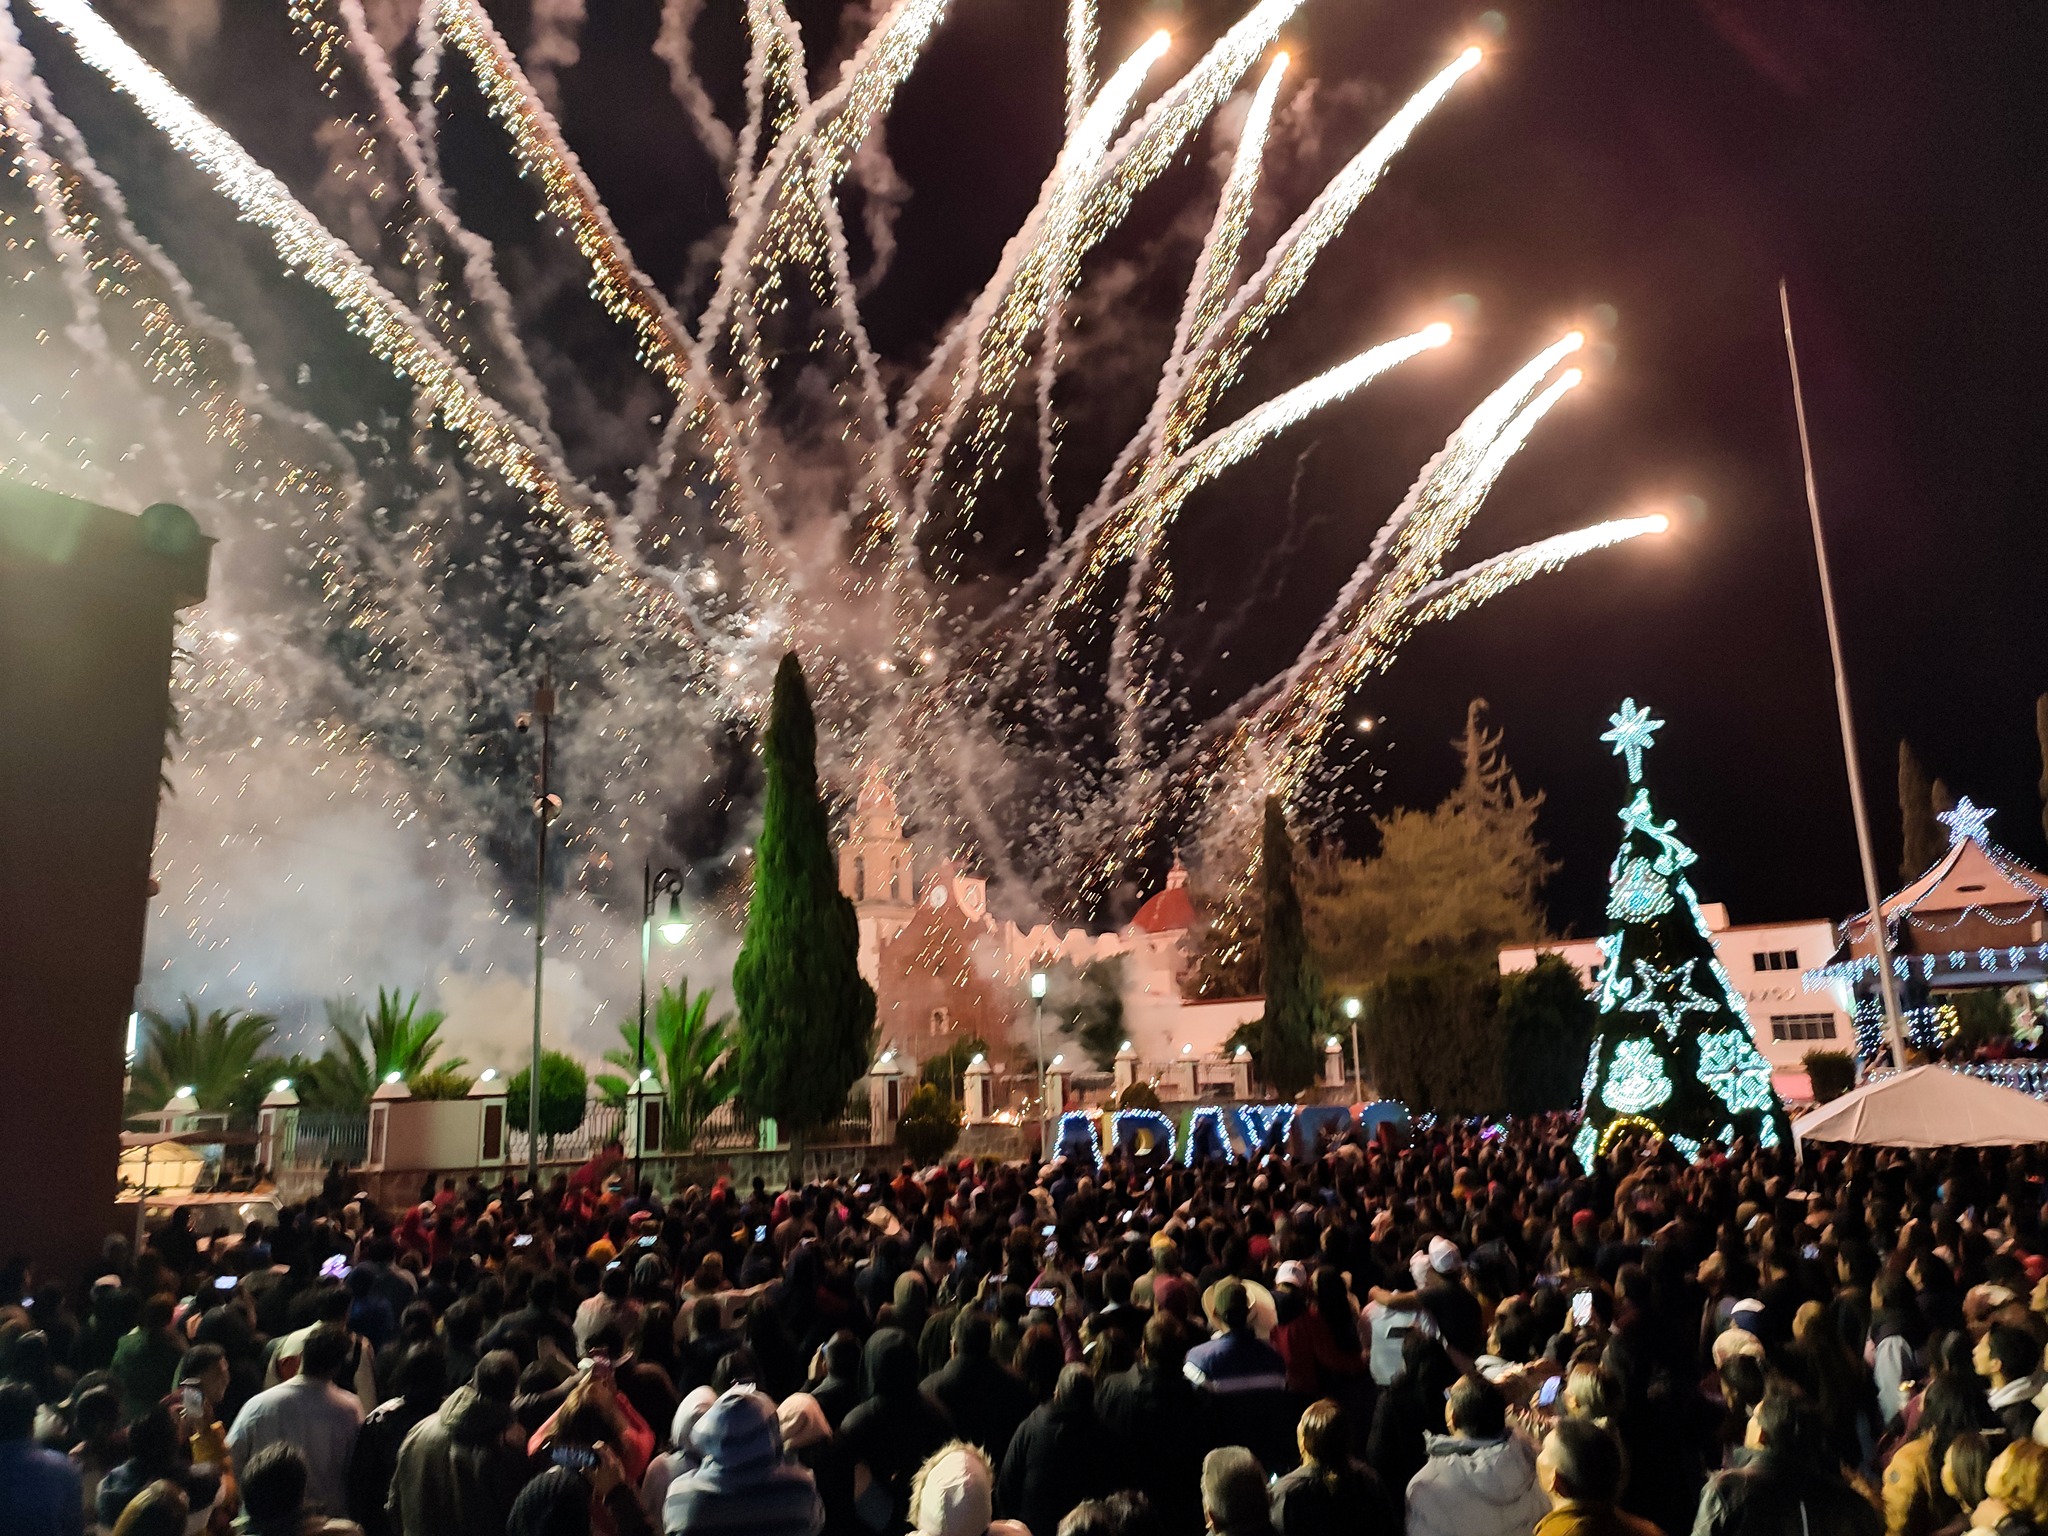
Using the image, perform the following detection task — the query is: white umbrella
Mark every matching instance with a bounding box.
[1792,1065,2048,1149]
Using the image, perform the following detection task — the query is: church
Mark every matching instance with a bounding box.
[837,771,1260,1074]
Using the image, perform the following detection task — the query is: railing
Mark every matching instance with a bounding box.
[289,1110,369,1170]
[506,1102,627,1166]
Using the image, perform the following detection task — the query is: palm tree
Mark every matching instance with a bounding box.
[596,983,736,1151]
[299,989,464,1110]
[126,999,280,1118]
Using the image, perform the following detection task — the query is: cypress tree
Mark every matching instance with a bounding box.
[732,655,876,1161]
[2037,695,2047,849]
[1899,741,1944,882]
[1255,797,1321,1096]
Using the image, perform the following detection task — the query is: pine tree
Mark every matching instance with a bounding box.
[1575,700,1788,1170]
[1899,741,1945,882]
[1310,701,1554,982]
[1255,797,1321,1097]
[732,655,877,1156]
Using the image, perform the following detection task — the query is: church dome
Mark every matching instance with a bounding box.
[1131,856,1196,934]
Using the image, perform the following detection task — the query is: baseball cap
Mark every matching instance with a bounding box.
[1428,1236,1464,1276]
[1274,1260,1309,1290]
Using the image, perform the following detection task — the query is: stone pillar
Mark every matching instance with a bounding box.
[962,1056,993,1125]
[365,1076,411,1171]
[1229,1047,1252,1100]
[625,1078,667,1159]
[256,1082,300,1175]
[1045,1054,1072,1116]
[867,1049,909,1143]
[1113,1043,1137,1094]
[468,1072,510,1166]
[1322,1036,1346,1088]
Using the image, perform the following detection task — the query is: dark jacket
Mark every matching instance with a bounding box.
[349,1393,438,1536]
[996,1396,1111,1536]
[1690,1449,1884,1536]
[1095,1364,1216,1535]
[1269,1458,1397,1536]
[838,1331,954,1533]
[387,1386,529,1536]
[922,1354,1035,1472]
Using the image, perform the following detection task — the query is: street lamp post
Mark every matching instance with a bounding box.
[1030,970,1049,1159]
[635,863,688,1188]
[1342,996,1363,1102]
[522,665,557,1188]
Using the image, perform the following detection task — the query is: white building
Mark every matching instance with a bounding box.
[1500,903,1853,1096]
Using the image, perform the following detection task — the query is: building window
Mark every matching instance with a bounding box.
[1770,1013,1837,1042]
[1752,949,1800,972]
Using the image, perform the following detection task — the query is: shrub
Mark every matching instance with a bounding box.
[1804,1049,1856,1104]
[506,1051,588,1148]
[896,1084,962,1166]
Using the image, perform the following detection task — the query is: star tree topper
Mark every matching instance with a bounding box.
[1601,699,1664,784]
[1938,796,1993,847]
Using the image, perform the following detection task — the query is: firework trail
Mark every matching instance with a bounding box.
[1,0,1673,972]
[654,0,737,176]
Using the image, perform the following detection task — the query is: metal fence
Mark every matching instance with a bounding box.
[506,1102,627,1167]
[289,1110,369,1170]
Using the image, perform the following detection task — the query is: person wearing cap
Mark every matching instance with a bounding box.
[1272,1265,1367,1400]
[661,1384,822,1536]
[1370,1239,1483,1368]
[1186,1277,1291,1474]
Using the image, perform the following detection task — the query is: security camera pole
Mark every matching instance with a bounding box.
[526,663,557,1185]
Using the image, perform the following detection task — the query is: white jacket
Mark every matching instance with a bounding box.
[1404,1431,1549,1536]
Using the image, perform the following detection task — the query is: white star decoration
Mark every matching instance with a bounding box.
[1601,698,1665,784]
[1938,795,1993,847]
[1621,957,1718,1039]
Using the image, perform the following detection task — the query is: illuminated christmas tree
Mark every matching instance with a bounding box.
[1574,701,1789,1168]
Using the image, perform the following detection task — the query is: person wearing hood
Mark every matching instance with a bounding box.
[639,1388,716,1526]
[922,1313,1034,1476]
[909,1443,1029,1536]
[840,1329,955,1533]
[661,1384,822,1536]
[996,1363,1109,1536]
[386,1351,529,1536]
[1403,1374,1548,1536]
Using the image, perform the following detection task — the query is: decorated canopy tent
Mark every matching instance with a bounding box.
[1792,1065,2048,1148]
[1808,799,2048,1057]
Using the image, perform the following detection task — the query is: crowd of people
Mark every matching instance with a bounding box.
[6,1118,2048,1536]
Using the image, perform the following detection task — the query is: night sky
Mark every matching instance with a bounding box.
[56,0,2048,940]
[540,0,2048,934]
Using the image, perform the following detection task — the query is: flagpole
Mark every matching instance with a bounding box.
[1779,279,1909,1073]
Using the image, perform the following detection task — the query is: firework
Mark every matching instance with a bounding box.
[5,0,1668,962]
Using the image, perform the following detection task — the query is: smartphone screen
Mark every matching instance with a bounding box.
[1570,1291,1593,1328]
[754,1225,768,1242]
[1536,1376,1561,1409]
[551,1444,599,1474]
[1027,1288,1058,1308]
